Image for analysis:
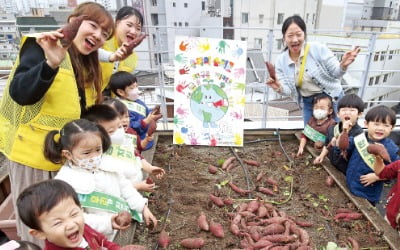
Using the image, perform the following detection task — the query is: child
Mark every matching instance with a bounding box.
[102,97,151,152]
[297,94,336,157]
[338,105,400,204]
[109,71,162,151]
[16,179,120,249]
[313,93,364,174]
[82,104,165,193]
[373,158,400,230]
[43,119,157,240]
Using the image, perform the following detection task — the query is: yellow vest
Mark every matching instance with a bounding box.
[101,36,138,85]
[0,35,99,171]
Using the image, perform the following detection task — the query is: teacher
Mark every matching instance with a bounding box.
[266,15,360,125]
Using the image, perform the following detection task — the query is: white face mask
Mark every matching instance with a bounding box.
[127,88,140,101]
[72,154,102,171]
[313,109,328,120]
[110,127,125,145]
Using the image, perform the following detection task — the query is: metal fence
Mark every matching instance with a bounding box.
[1,24,400,129]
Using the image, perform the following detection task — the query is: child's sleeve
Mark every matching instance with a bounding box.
[118,173,148,213]
[83,212,114,236]
[378,161,400,180]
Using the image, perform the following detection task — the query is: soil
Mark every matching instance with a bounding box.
[133,133,390,249]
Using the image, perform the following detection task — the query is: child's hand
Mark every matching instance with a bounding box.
[313,155,324,165]
[360,173,379,186]
[342,120,353,132]
[150,165,165,179]
[134,180,155,192]
[296,147,304,157]
[111,214,131,230]
[330,137,337,147]
[143,205,157,228]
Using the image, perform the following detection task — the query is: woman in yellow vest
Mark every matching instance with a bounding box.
[99,6,145,86]
[0,2,114,244]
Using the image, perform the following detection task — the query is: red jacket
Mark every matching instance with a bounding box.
[378,161,400,229]
[44,224,120,250]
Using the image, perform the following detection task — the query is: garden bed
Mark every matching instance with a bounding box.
[132,131,394,249]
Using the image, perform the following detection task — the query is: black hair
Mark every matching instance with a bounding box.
[312,93,336,119]
[337,93,364,113]
[115,6,144,28]
[44,119,110,164]
[109,71,138,97]
[82,104,120,123]
[102,97,129,117]
[16,179,80,231]
[365,105,396,127]
[281,15,307,51]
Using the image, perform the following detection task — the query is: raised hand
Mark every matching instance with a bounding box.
[341,46,360,70]
[36,31,68,69]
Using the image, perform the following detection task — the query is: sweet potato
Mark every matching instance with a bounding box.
[124,32,147,54]
[263,234,297,243]
[120,245,147,250]
[180,238,205,249]
[223,198,233,206]
[252,238,274,249]
[147,120,157,136]
[336,208,356,214]
[262,224,285,235]
[334,212,362,222]
[197,212,209,231]
[246,200,260,213]
[210,221,224,238]
[230,223,241,236]
[152,105,161,115]
[158,230,171,249]
[146,177,154,184]
[229,182,252,196]
[256,172,264,182]
[257,205,268,218]
[221,156,236,169]
[288,217,313,228]
[208,164,218,174]
[232,213,242,225]
[256,186,275,196]
[266,62,276,80]
[115,211,131,227]
[249,226,261,241]
[265,177,279,187]
[244,159,260,167]
[347,236,360,250]
[325,175,335,187]
[367,143,391,162]
[59,15,87,47]
[209,194,224,207]
[338,130,349,151]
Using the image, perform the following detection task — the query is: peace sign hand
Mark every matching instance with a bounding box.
[341,46,360,71]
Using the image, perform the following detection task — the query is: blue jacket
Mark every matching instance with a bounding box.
[275,42,345,103]
[344,132,400,202]
[127,99,153,150]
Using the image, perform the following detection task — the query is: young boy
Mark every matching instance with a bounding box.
[297,94,336,157]
[16,179,121,249]
[373,158,400,230]
[338,105,400,204]
[314,94,364,174]
[82,104,165,192]
[109,71,162,151]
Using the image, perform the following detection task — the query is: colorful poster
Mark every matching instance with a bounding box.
[173,36,247,147]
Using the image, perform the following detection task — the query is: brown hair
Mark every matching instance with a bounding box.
[67,2,114,104]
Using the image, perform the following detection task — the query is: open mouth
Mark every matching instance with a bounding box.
[126,35,135,42]
[85,38,95,50]
[67,230,81,244]
[344,117,350,121]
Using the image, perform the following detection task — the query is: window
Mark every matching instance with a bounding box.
[254,38,262,49]
[374,52,379,61]
[151,14,159,25]
[179,22,182,26]
[151,0,157,6]
[154,53,161,65]
[312,14,316,24]
[184,3,188,8]
[173,2,176,7]
[368,77,374,86]
[174,22,177,26]
[389,50,393,59]
[306,13,309,23]
[259,14,264,24]
[375,76,380,85]
[185,22,189,27]
[383,74,388,82]
[241,37,247,41]
[242,13,249,24]
[380,51,386,61]
[277,13,284,24]
[276,39,282,50]
[202,1,205,11]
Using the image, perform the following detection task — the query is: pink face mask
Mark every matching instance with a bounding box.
[127,88,140,101]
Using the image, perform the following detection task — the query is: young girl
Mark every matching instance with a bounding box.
[0,2,114,244]
[43,119,157,240]
[297,93,336,156]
